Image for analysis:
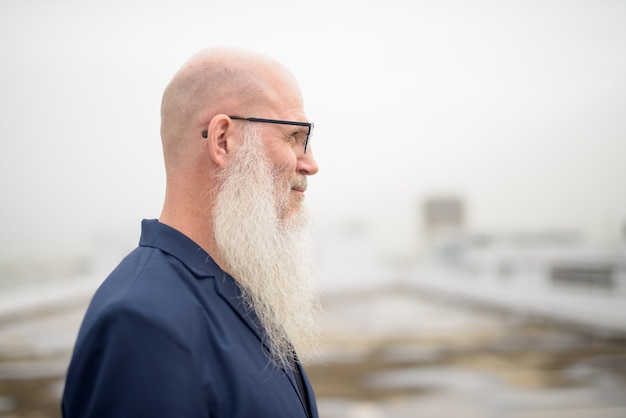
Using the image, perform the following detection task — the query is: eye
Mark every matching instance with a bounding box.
[290,130,307,145]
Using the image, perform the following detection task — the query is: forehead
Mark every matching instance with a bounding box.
[259,66,307,120]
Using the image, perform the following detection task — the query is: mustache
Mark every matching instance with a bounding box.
[291,176,307,191]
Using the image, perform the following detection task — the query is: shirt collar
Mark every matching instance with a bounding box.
[137,218,263,336]
[138,218,220,279]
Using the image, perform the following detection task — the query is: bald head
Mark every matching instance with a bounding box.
[160,48,302,168]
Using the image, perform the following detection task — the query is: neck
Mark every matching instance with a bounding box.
[159,186,228,273]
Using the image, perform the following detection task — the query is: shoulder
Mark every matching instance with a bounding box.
[79,246,224,347]
[94,246,215,311]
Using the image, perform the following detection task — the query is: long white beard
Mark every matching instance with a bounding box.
[213,125,321,369]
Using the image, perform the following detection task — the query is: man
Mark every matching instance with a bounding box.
[62,47,322,417]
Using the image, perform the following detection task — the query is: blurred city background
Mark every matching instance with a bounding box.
[1,1,625,417]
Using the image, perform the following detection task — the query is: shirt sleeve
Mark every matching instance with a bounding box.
[62,303,207,417]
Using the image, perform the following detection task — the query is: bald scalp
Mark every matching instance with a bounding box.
[159,47,297,168]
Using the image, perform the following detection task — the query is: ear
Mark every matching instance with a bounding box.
[206,114,237,168]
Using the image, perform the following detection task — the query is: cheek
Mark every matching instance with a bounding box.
[273,155,297,180]
[271,163,292,195]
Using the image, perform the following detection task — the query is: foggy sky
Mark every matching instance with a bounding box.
[1,0,625,264]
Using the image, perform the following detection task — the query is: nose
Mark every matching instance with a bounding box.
[297,148,319,176]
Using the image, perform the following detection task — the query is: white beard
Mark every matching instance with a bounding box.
[212,125,321,369]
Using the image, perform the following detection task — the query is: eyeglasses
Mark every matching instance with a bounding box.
[202,116,314,154]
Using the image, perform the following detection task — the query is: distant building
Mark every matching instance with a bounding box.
[422,196,466,263]
[423,196,465,235]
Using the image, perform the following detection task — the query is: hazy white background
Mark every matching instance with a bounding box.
[1,0,625,267]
